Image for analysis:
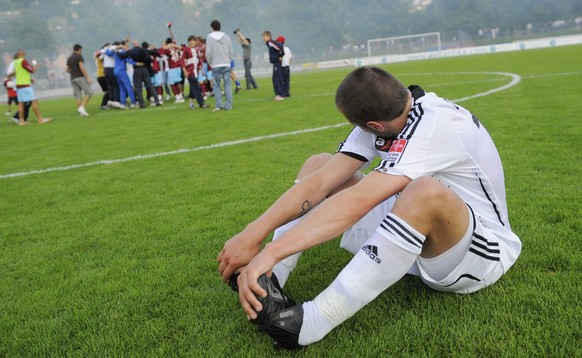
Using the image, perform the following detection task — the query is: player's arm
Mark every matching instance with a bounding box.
[217,153,365,282]
[22,59,36,73]
[238,170,411,317]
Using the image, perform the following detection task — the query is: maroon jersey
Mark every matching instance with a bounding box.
[164,46,182,69]
[181,46,198,77]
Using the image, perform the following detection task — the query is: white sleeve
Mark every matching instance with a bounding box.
[336,127,381,169]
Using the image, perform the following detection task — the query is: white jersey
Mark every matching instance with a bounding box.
[337,85,520,247]
[282,46,292,67]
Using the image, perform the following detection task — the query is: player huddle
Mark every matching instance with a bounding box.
[95,23,212,112]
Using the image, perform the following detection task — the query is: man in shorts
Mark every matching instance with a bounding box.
[8,49,51,126]
[66,44,93,116]
[218,67,522,349]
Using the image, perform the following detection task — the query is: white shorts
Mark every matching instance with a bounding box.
[342,201,522,294]
[415,206,521,294]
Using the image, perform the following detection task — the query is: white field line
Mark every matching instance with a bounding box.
[0,124,348,179]
[0,72,521,179]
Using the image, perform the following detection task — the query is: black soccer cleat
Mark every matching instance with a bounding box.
[229,272,240,292]
[251,274,304,350]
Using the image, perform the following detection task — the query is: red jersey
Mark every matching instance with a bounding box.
[195,45,205,72]
[4,80,17,97]
[164,46,182,69]
[180,46,198,78]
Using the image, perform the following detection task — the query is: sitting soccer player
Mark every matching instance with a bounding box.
[218,67,521,349]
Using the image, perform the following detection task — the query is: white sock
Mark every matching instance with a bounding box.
[298,230,421,345]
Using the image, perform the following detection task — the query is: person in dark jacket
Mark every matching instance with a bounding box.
[119,41,162,108]
[261,30,285,101]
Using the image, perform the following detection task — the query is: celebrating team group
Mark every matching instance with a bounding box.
[4,19,293,125]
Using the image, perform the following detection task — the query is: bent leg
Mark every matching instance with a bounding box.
[390,176,470,258]
[297,177,471,345]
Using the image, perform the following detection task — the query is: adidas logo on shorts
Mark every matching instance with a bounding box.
[362,245,382,264]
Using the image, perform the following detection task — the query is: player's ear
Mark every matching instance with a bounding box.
[366,121,383,132]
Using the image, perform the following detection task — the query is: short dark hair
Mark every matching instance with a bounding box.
[211,20,221,31]
[187,35,196,42]
[246,38,251,44]
[73,44,82,51]
[335,67,409,127]
[141,41,149,48]
[165,37,173,45]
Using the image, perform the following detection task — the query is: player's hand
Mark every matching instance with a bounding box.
[236,250,277,319]
[217,231,262,283]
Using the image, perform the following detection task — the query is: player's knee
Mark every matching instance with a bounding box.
[395,176,450,212]
[297,153,333,179]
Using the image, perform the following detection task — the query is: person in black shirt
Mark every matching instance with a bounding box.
[119,42,161,108]
[66,44,93,116]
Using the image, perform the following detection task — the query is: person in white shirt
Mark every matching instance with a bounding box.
[277,36,292,98]
[219,66,522,349]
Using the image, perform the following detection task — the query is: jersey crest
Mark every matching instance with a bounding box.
[385,139,408,163]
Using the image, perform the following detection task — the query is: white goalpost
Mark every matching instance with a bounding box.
[367,32,441,57]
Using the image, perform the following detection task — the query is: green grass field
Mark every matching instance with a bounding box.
[1,45,581,357]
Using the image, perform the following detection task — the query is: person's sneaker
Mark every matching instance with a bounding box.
[165,94,171,101]
[100,105,109,110]
[200,103,210,109]
[274,95,285,102]
[5,111,11,116]
[212,107,223,112]
[38,117,52,124]
[189,103,196,110]
[77,106,89,116]
[250,274,304,350]
[175,97,185,104]
[129,103,138,109]
[235,86,241,94]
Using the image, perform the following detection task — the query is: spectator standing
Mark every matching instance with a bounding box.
[206,19,234,111]
[8,49,51,125]
[261,31,285,101]
[66,44,93,116]
[234,29,258,90]
[277,36,292,98]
